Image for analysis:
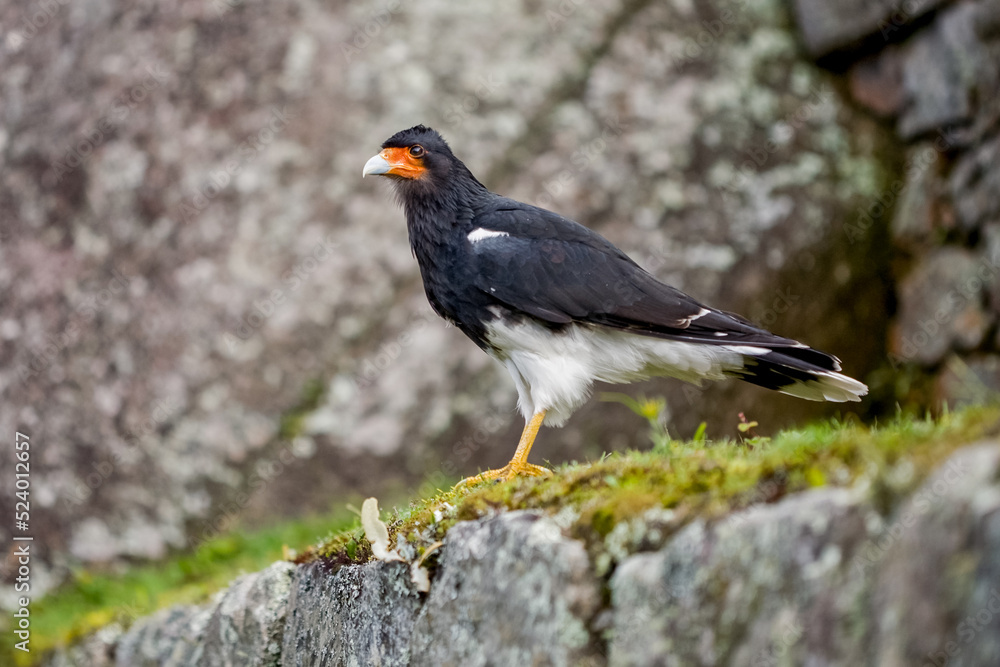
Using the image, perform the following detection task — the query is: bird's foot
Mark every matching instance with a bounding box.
[455,461,553,488]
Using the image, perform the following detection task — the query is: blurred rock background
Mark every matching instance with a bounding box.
[0,0,997,600]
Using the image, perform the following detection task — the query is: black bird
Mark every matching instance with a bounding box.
[363,125,867,483]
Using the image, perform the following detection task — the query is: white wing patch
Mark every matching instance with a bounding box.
[468,228,510,243]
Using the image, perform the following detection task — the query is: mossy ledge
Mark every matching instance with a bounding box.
[297,405,1000,577]
[37,405,1000,666]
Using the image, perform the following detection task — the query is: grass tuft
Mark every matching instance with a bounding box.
[4,510,356,666]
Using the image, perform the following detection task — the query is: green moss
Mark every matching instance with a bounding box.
[299,404,1000,576]
[4,510,355,667]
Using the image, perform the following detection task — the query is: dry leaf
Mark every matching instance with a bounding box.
[361,497,404,562]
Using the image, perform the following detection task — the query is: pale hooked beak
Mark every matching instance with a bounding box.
[363,153,392,178]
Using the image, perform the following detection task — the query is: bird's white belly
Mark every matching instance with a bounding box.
[485,319,750,426]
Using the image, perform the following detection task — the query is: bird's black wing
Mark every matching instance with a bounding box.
[468,202,842,372]
[471,205,771,338]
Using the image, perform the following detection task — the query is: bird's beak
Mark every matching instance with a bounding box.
[363,153,392,178]
[363,147,427,179]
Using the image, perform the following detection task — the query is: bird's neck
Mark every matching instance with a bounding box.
[401,169,490,257]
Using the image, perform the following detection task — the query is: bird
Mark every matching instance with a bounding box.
[362,125,867,484]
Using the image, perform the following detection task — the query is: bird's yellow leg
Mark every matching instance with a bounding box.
[457,410,552,486]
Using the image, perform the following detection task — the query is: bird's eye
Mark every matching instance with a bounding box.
[409,145,425,158]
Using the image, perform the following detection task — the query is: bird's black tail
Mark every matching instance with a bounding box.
[729,346,867,402]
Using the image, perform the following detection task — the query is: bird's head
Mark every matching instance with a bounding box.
[363,125,485,205]
[363,124,453,179]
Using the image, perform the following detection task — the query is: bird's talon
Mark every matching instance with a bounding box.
[454,461,552,488]
[520,463,553,478]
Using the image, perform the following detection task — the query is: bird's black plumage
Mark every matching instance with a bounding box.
[364,125,866,424]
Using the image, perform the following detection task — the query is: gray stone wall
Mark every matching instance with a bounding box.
[794,0,1000,404]
[42,443,1000,666]
[6,0,999,613]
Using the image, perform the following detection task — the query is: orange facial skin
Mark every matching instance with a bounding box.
[378,146,427,179]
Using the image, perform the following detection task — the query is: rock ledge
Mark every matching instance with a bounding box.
[44,443,1000,667]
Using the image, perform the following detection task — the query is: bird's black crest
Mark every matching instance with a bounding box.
[381,125,452,154]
